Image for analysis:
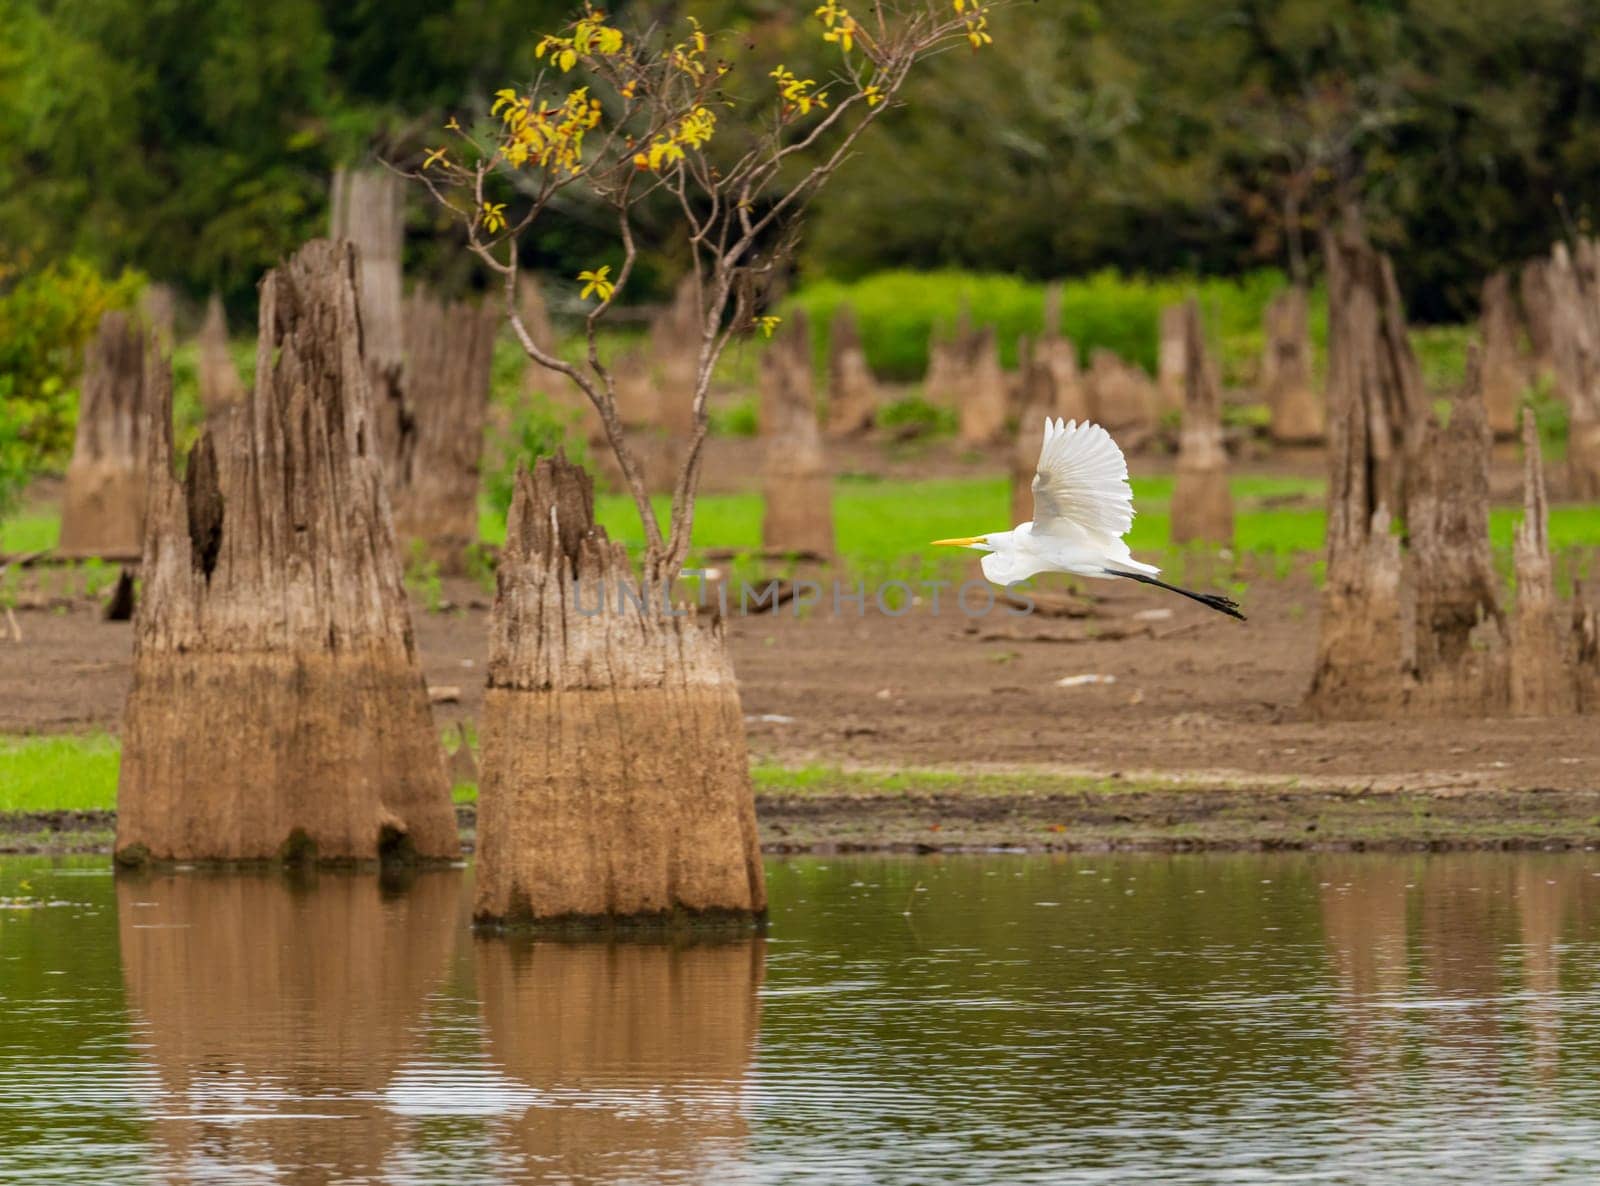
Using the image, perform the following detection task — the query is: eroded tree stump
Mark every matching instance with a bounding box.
[1480,272,1525,438]
[1157,304,1187,416]
[1510,409,1577,715]
[1544,242,1600,499]
[1011,342,1052,525]
[1170,300,1234,547]
[116,240,459,865]
[330,166,407,462]
[1262,286,1323,444]
[1305,225,1409,719]
[1086,349,1156,448]
[649,276,701,440]
[1407,354,1507,714]
[197,293,246,415]
[1521,258,1555,378]
[393,290,496,573]
[825,305,878,437]
[475,454,766,929]
[59,312,150,556]
[760,313,833,556]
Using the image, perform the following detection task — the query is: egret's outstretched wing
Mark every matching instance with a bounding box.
[1030,417,1135,541]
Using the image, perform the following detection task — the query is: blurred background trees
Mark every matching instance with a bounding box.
[5,0,1599,317]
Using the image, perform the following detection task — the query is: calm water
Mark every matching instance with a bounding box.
[4,853,1600,1183]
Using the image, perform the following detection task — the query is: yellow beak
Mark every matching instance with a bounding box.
[931,537,984,548]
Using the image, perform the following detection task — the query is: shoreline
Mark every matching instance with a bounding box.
[7,781,1600,858]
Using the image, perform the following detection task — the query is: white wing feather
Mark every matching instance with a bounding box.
[1029,417,1135,542]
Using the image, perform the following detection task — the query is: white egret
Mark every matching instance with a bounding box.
[933,417,1245,620]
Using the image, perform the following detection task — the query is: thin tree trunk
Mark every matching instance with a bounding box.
[116,240,458,864]
[59,312,149,556]
[1510,408,1577,715]
[1545,240,1600,498]
[475,453,765,928]
[394,289,497,573]
[760,312,833,556]
[1171,300,1233,546]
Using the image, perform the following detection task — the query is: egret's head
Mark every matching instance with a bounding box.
[930,534,996,552]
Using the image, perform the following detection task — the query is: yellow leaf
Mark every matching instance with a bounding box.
[558,47,578,72]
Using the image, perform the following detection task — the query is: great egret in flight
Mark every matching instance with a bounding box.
[933,417,1245,620]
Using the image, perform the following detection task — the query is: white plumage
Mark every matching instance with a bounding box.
[932,417,1244,620]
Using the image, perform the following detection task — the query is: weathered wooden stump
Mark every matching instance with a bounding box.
[393,289,496,573]
[1036,333,1088,422]
[760,312,833,557]
[475,454,765,929]
[116,240,459,865]
[1479,272,1525,438]
[957,325,1009,446]
[1521,258,1555,379]
[139,284,176,350]
[1170,300,1233,547]
[1011,342,1051,525]
[197,293,246,415]
[1510,409,1577,716]
[1305,225,1410,719]
[1544,242,1600,499]
[825,305,878,437]
[59,312,150,556]
[1406,353,1508,715]
[1157,304,1187,416]
[1262,286,1324,444]
[649,276,701,440]
[1085,349,1156,447]
[330,165,407,459]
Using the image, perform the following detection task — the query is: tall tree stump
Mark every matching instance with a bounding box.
[1085,349,1156,448]
[1544,242,1600,498]
[330,166,407,461]
[1407,353,1508,714]
[1170,300,1234,547]
[116,240,459,865]
[517,273,558,357]
[1305,226,1410,719]
[475,455,766,929]
[394,289,497,573]
[825,305,878,437]
[139,284,176,351]
[760,313,833,556]
[59,311,150,556]
[1036,334,1088,422]
[948,324,1007,445]
[1510,409,1577,715]
[1262,286,1323,444]
[1011,342,1053,525]
[1520,258,1555,379]
[197,293,246,415]
[1479,272,1525,438]
[1157,304,1187,415]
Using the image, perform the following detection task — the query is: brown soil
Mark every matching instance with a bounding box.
[7,561,1595,791]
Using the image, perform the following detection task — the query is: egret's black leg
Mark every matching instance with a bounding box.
[1106,569,1246,621]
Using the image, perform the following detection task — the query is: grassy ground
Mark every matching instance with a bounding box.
[0,734,120,812]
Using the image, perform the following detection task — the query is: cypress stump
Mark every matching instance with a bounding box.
[475,455,766,928]
[1170,300,1234,546]
[649,276,701,440]
[1406,354,1508,714]
[116,240,458,864]
[1086,349,1156,447]
[760,313,834,556]
[330,165,407,461]
[1510,409,1577,715]
[1156,304,1187,415]
[59,311,150,556]
[1011,342,1053,525]
[957,325,1009,446]
[1520,258,1555,381]
[1262,287,1323,444]
[1544,242,1600,498]
[825,305,878,437]
[395,289,496,573]
[1305,226,1409,718]
[197,293,246,415]
[1479,272,1525,438]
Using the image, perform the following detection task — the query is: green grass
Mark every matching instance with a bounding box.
[751,761,1221,797]
[0,734,119,812]
[0,511,59,553]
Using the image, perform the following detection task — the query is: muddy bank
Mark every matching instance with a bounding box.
[8,783,1600,858]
